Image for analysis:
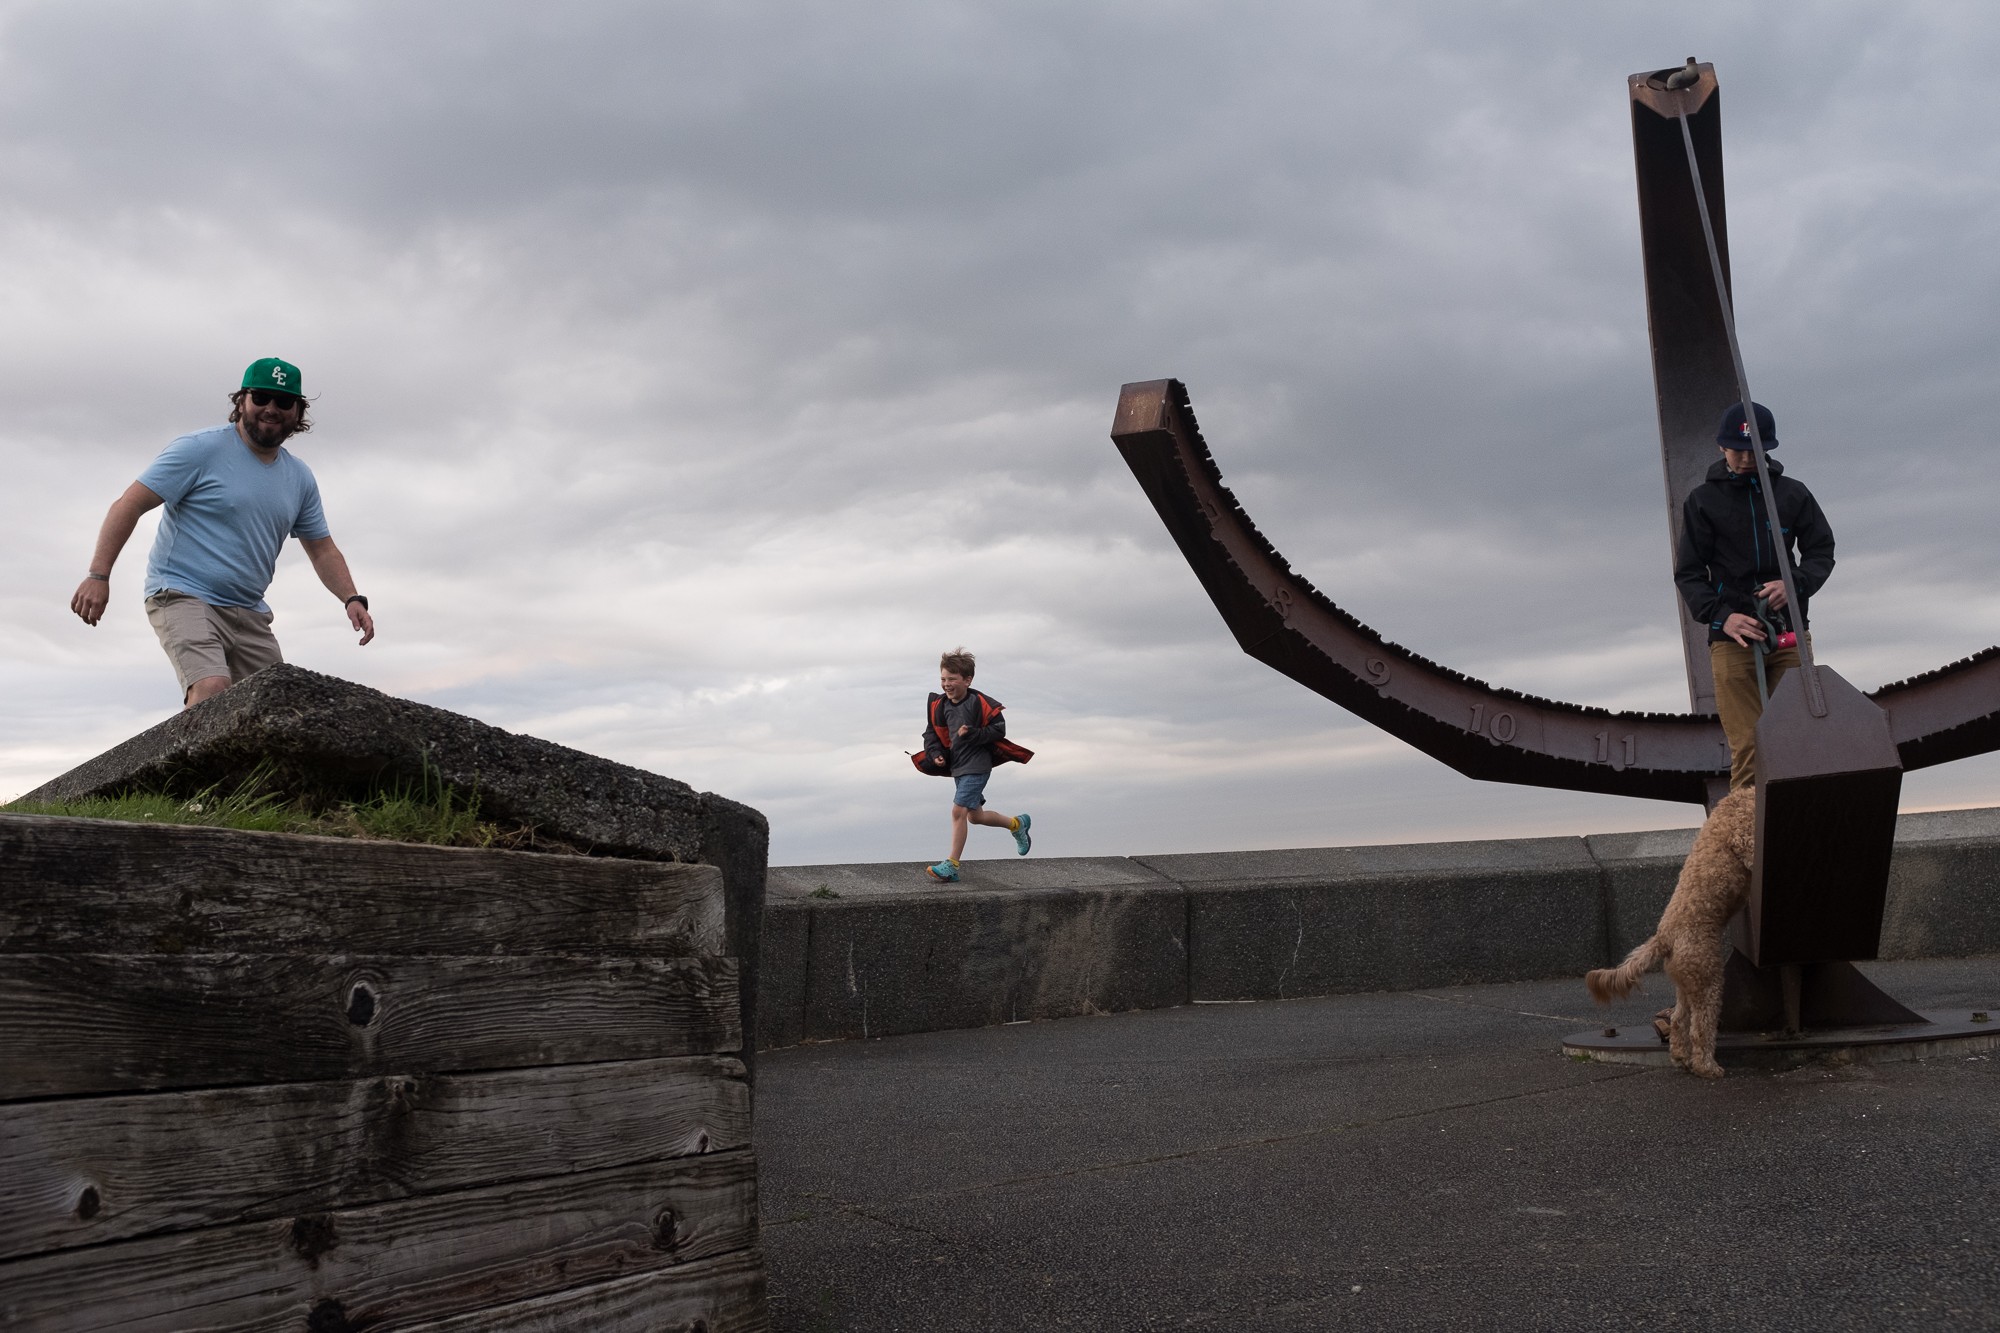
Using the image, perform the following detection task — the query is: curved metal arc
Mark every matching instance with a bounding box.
[1114,379,1725,804]
[1112,378,2000,802]
[1869,648,2000,772]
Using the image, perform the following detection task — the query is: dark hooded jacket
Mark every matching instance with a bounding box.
[1674,456,1835,644]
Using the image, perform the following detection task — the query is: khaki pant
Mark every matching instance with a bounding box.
[145,590,284,700]
[1710,635,1807,791]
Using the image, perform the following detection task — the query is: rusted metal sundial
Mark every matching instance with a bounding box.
[1112,59,2000,1057]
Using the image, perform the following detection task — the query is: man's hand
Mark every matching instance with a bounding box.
[302,536,375,646]
[1723,612,1767,647]
[957,725,971,738]
[71,577,110,626]
[1759,579,1788,610]
[71,482,163,628]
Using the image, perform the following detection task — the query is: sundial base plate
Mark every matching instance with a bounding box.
[1563,1012,1998,1070]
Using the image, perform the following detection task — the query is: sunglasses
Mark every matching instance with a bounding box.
[248,389,302,410]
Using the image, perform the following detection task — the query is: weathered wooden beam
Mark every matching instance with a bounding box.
[0,1148,758,1332]
[0,954,740,1100]
[397,1247,769,1332]
[1,1055,750,1261]
[0,814,725,958]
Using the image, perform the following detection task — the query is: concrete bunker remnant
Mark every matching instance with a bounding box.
[2,672,770,1326]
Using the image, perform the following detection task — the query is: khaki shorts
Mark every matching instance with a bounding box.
[144,590,284,700]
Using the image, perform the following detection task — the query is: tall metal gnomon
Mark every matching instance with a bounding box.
[1663,55,1825,718]
[1112,57,2000,1045]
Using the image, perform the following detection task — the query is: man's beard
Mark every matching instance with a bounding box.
[242,416,297,448]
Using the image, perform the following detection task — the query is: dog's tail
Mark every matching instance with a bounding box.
[1585,935,1665,1004]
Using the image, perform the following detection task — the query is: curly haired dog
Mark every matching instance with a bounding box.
[1585,788,1756,1078]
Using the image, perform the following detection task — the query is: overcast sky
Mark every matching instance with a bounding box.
[5,1,2000,865]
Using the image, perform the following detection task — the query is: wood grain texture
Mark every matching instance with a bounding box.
[0,1149,759,1332]
[0,814,724,957]
[398,1247,769,1333]
[1,1055,750,1260]
[0,954,740,1099]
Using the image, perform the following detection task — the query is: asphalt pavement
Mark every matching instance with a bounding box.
[755,955,2000,1332]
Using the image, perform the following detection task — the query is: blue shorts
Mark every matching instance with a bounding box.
[952,772,990,809]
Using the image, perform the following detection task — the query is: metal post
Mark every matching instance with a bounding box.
[1669,58,1827,717]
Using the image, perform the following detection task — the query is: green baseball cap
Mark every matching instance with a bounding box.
[242,357,303,396]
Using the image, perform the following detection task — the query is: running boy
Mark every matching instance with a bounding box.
[917,647,1034,883]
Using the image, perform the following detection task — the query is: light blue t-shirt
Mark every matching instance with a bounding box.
[139,424,331,612]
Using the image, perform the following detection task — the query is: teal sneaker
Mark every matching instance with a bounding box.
[1011,813,1032,856]
[925,859,961,883]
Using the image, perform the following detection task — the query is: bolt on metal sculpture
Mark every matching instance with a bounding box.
[1112,59,2000,1055]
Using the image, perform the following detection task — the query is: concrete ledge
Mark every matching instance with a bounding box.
[1140,838,1604,999]
[1880,808,2000,960]
[758,808,2000,1050]
[1585,826,1699,960]
[767,859,1184,1042]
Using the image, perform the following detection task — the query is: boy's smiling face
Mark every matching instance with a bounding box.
[939,669,970,702]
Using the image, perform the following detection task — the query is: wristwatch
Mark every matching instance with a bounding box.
[344,595,369,610]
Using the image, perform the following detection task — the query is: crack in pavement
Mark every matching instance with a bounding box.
[841,1204,950,1239]
[1405,989,1599,1025]
[1160,1254,1704,1329]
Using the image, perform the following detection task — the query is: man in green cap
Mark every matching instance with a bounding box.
[69,358,376,706]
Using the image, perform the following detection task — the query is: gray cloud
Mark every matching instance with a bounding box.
[5,1,2000,862]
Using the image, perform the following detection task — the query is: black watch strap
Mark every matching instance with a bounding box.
[344,594,369,610]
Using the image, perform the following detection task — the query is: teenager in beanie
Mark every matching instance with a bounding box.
[1673,401,1835,790]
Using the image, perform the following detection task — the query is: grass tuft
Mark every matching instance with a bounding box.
[3,757,575,853]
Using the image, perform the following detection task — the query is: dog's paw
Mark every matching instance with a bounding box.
[1690,1060,1725,1080]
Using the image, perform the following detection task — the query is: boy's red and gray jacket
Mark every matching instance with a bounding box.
[911,690,1034,777]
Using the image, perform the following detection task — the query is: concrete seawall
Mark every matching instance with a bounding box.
[758,806,2000,1049]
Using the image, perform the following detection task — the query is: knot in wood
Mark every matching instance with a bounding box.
[650,1206,680,1252]
[75,1185,102,1220]
[307,1298,355,1333]
[289,1213,340,1266]
[346,983,378,1027]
